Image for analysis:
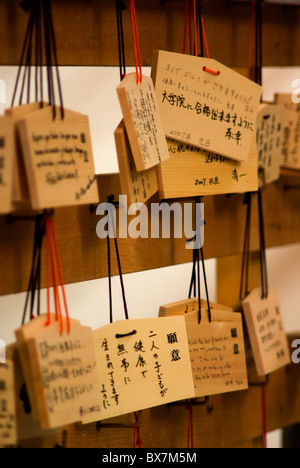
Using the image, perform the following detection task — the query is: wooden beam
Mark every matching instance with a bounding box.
[0,0,300,68]
[18,338,300,448]
[1,175,300,297]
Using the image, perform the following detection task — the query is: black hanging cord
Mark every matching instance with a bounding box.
[13,0,64,120]
[11,2,36,107]
[107,196,129,324]
[196,0,204,58]
[255,0,263,87]
[22,214,46,325]
[258,189,268,299]
[115,0,127,82]
[45,0,64,119]
[188,197,211,324]
[239,190,269,302]
[239,193,253,301]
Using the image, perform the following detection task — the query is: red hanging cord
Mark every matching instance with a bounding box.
[133,412,142,448]
[48,218,63,334]
[130,0,142,84]
[48,217,71,334]
[261,382,267,449]
[183,0,189,54]
[248,2,256,80]
[186,401,194,449]
[201,14,209,58]
[45,216,51,326]
[193,0,198,57]
[189,1,193,55]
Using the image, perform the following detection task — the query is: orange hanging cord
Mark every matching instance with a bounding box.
[45,216,51,326]
[130,0,142,84]
[45,214,70,335]
[183,0,220,76]
[48,217,63,334]
[48,217,71,334]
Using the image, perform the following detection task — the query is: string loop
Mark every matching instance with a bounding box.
[106,196,129,324]
[187,197,211,324]
[130,0,142,84]
[45,213,70,334]
[12,0,64,120]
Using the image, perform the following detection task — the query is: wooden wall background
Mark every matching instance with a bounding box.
[0,0,299,449]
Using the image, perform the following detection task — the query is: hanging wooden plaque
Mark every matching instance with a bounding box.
[159,301,248,397]
[17,106,99,209]
[256,103,285,186]
[242,288,291,376]
[0,360,17,448]
[16,316,101,428]
[275,93,300,170]
[6,344,59,441]
[159,298,232,317]
[114,119,158,204]
[93,317,195,420]
[26,318,101,428]
[15,314,58,420]
[186,309,248,397]
[6,102,44,207]
[0,116,14,214]
[117,74,170,172]
[152,50,262,162]
[156,132,258,199]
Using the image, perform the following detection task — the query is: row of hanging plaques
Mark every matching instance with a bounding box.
[1,53,299,214]
[0,289,291,447]
[115,51,298,205]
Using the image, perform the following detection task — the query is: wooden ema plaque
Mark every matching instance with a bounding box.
[16,316,101,429]
[256,103,285,186]
[17,106,99,209]
[117,74,170,172]
[242,288,291,376]
[114,120,158,204]
[233,303,266,385]
[152,50,262,162]
[5,103,44,207]
[159,298,232,317]
[0,360,17,448]
[0,116,14,214]
[275,93,300,171]
[6,344,59,441]
[159,301,248,397]
[156,133,258,199]
[93,317,194,421]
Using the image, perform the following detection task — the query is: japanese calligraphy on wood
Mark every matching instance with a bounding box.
[117,74,170,172]
[5,103,44,207]
[0,360,17,448]
[152,50,262,162]
[15,314,59,420]
[242,288,291,376]
[0,116,14,214]
[159,298,232,317]
[93,317,194,420]
[185,309,248,397]
[275,94,300,170]
[156,133,258,199]
[16,316,101,429]
[256,103,285,186]
[17,106,99,209]
[159,301,248,397]
[114,120,158,204]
